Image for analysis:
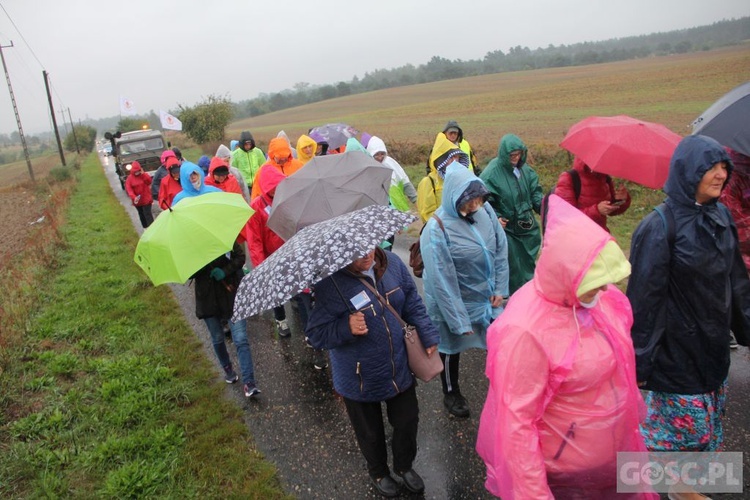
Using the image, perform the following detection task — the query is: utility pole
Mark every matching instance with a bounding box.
[67,108,79,154]
[0,41,35,181]
[43,70,66,166]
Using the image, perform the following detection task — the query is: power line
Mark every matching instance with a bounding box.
[0,3,45,68]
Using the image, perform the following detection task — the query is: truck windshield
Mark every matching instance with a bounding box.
[119,138,165,156]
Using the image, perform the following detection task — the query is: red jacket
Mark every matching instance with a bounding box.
[158,173,182,210]
[247,165,286,266]
[554,157,630,232]
[205,157,243,196]
[720,148,750,272]
[124,162,153,206]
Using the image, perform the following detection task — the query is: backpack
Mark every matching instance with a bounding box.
[409,214,445,278]
[541,169,614,233]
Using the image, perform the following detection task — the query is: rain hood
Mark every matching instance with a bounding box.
[477,195,653,499]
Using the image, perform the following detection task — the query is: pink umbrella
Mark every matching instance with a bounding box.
[560,115,683,189]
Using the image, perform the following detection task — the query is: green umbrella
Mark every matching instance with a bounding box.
[134,192,253,286]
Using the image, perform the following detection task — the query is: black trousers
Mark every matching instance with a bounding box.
[343,383,419,479]
[135,204,154,228]
[439,352,461,395]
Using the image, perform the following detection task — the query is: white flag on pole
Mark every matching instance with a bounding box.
[159,110,183,131]
[119,96,137,116]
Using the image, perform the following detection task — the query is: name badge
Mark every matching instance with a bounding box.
[350,290,371,310]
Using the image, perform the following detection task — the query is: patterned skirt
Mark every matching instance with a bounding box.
[640,379,728,451]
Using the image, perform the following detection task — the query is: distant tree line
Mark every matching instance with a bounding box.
[233,17,749,119]
[51,15,746,143]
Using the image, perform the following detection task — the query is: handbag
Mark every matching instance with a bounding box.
[358,278,443,382]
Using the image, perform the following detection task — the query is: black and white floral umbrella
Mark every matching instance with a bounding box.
[232,205,416,321]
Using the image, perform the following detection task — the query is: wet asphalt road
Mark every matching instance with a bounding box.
[101,155,750,499]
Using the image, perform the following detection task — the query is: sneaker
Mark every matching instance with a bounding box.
[223,364,238,384]
[244,384,261,398]
[276,319,291,338]
[443,392,470,418]
[313,350,328,370]
[304,336,314,349]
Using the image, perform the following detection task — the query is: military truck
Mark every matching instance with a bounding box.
[105,129,168,190]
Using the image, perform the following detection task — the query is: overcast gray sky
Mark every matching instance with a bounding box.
[0,0,747,135]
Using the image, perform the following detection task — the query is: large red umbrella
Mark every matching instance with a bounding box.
[560,115,683,189]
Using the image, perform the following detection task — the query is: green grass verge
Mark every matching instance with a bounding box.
[0,154,288,499]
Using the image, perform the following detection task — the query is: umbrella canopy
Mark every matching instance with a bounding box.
[560,115,683,189]
[232,205,415,321]
[692,81,750,156]
[309,123,359,150]
[134,192,253,286]
[267,151,391,241]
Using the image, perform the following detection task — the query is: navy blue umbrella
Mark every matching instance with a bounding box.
[692,81,750,156]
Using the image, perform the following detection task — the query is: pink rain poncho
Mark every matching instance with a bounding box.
[476,195,656,499]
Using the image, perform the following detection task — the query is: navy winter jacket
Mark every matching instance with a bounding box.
[306,249,440,402]
[627,135,750,394]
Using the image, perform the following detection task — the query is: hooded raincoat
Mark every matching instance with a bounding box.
[421,163,509,354]
[627,135,750,394]
[442,120,479,175]
[719,148,750,272]
[248,165,286,267]
[172,161,221,206]
[366,136,417,212]
[476,194,655,500]
[480,134,543,295]
[416,133,470,222]
[158,159,183,210]
[296,134,317,164]
[554,156,631,232]
[205,157,243,196]
[250,137,303,201]
[232,131,266,188]
[125,161,153,206]
[215,144,251,203]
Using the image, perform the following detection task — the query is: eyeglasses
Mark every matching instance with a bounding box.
[509,151,522,160]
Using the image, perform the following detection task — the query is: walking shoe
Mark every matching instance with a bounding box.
[276,319,291,338]
[243,384,261,398]
[304,336,314,349]
[396,469,425,493]
[444,392,470,418]
[223,364,238,384]
[313,350,328,370]
[370,474,399,497]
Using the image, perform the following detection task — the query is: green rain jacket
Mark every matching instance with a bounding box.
[480,134,543,294]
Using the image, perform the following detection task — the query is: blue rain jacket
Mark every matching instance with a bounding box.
[627,135,750,394]
[172,161,221,205]
[421,163,509,354]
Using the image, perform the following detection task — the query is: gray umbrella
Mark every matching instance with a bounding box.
[267,151,392,241]
[692,81,750,156]
[232,205,416,321]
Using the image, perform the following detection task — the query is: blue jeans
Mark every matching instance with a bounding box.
[203,317,256,386]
